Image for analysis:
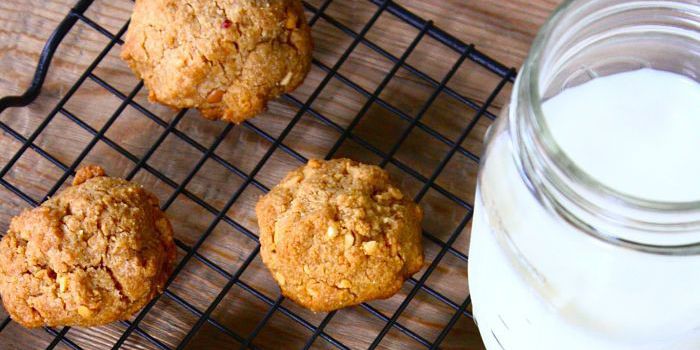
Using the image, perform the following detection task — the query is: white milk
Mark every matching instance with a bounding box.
[543,69,700,202]
[468,69,700,350]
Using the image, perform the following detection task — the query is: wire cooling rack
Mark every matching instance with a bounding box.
[0,0,516,349]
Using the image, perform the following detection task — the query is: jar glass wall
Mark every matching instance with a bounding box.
[468,1,700,349]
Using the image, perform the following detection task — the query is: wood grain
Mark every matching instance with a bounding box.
[0,0,560,349]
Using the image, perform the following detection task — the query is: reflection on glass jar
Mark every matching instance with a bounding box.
[468,1,700,349]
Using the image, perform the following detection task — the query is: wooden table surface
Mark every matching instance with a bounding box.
[0,1,560,349]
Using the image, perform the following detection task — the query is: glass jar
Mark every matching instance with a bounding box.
[468,1,700,349]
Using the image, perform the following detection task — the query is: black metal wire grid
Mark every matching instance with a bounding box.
[0,0,516,349]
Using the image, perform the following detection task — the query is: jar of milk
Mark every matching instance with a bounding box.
[468,0,700,349]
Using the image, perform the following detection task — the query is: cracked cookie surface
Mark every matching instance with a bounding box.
[0,166,176,328]
[256,159,424,312]
[121,0,313,123]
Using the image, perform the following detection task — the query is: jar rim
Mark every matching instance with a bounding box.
[515,0,700,253]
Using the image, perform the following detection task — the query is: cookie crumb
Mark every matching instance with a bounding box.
[308,159,322,168]
[388,186,404,200]
[72,165,106,186]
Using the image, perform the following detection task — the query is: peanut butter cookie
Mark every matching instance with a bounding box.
[121,0,313,123]
[256,159,424,312]
[0,166,176,328]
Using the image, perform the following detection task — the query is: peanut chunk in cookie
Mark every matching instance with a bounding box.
[344,233,355,249]
[326,223,338,239]
[362,241,380,256]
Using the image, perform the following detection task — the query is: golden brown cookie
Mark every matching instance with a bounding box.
[0,166,176,328]
[256,159,424,312]
[121,0,313,123]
